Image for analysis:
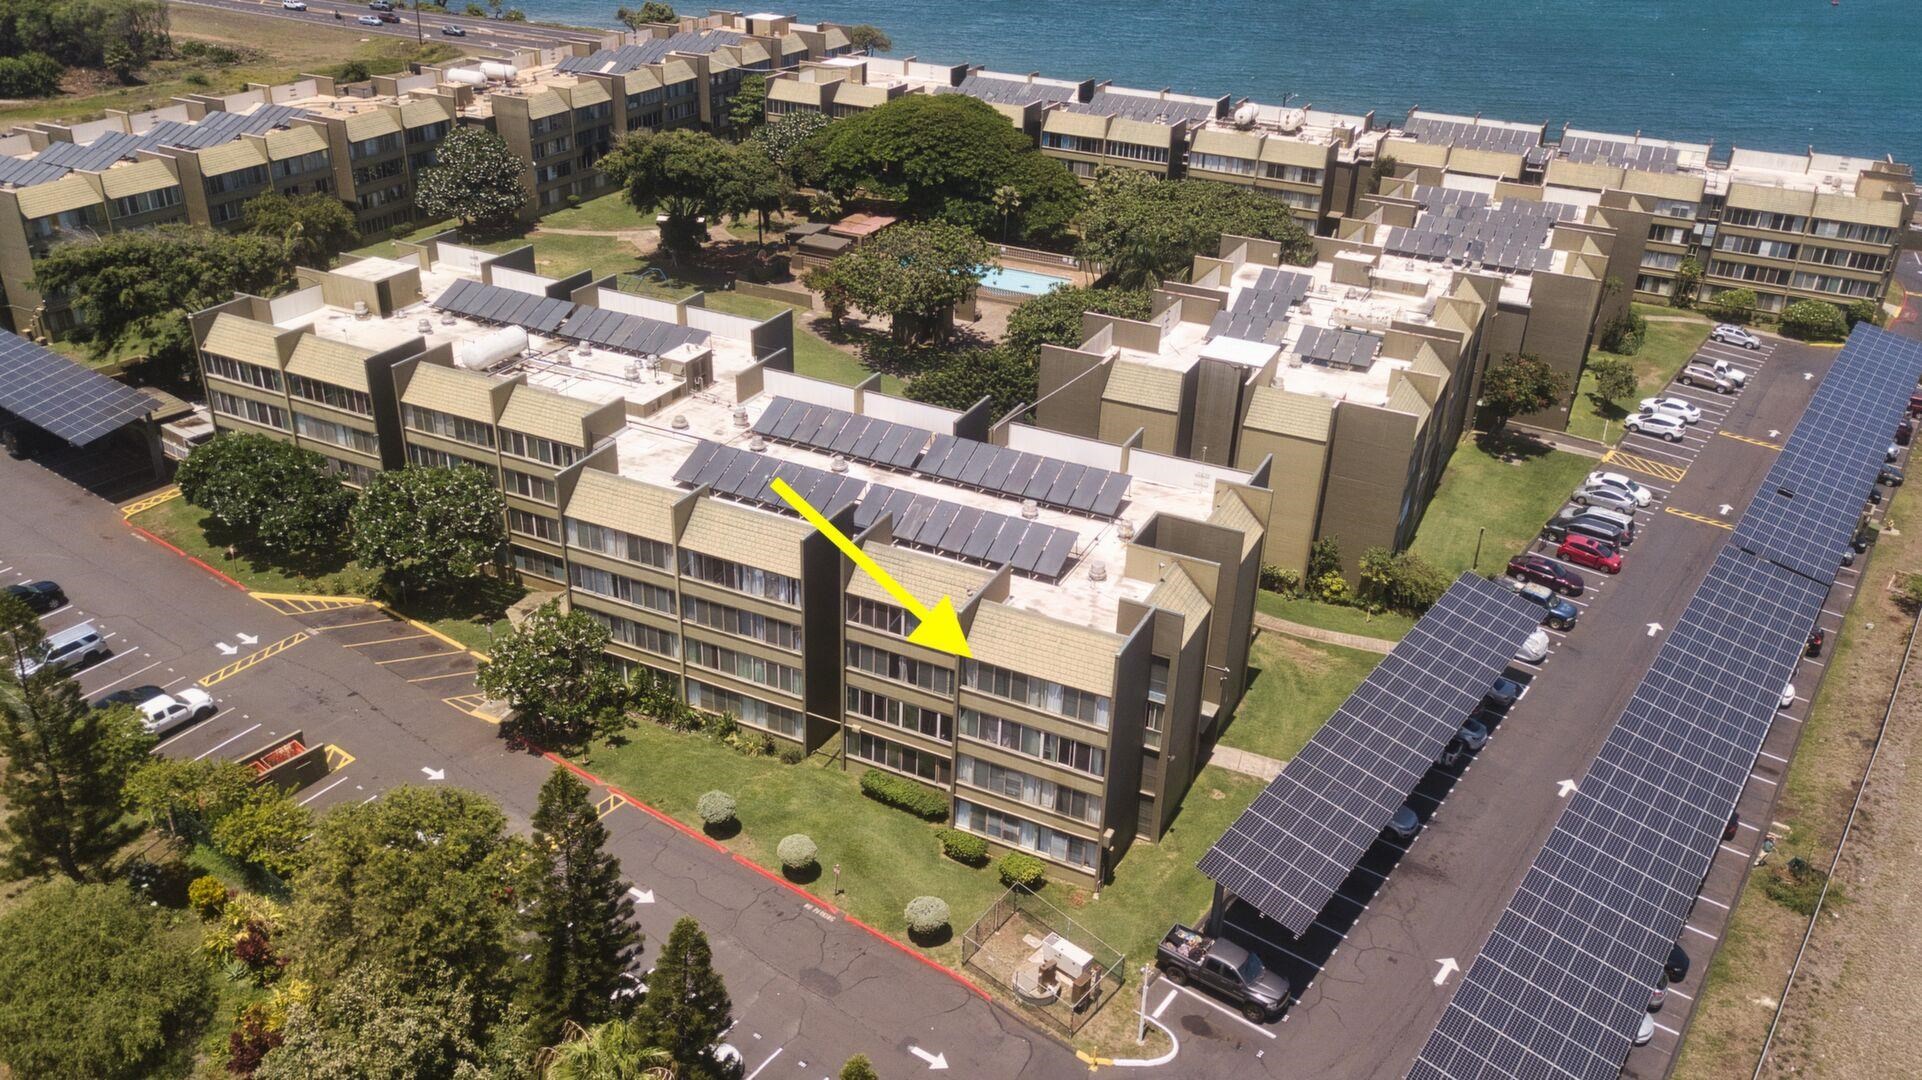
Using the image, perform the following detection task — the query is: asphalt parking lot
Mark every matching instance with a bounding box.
[1157,327,1861,1079]
[1,454,1086,1080]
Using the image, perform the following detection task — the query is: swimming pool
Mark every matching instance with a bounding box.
[979,265,1072,297]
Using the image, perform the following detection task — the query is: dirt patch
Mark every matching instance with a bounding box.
[1259,632,1338,677]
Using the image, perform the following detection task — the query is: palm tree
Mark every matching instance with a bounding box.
[992,185,1023,244]
[539,1020,677,1080]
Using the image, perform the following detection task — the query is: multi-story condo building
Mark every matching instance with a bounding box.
[189,245,1272,885]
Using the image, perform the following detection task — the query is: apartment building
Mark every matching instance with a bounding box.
[1184,103,1375,228]
[188,245,1270,884]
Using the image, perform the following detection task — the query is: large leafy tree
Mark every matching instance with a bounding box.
[1584,355,1637,409]
[0,596,154,882]
[284,786,529,1042]
[727,73,767,134]
[521,766,643,1046]
[0,881,211,1080]
[1480,353,1570,429]
[845,24,890,54]
[176,432,356,559]
[804,94,1080,240]
[1002,285,1154,360]
[540,1019,674,1080]
[905,345,1037,417]
[210,785,312,878]
[256,962,508,1080]
[614,1,675,28]
[30,225,293,385]
[415,127,529,230]
[753,110,832,176]
[730,141,791,244]
[632,917,732,1078]
[600,129,766,255]
[479,601,632,749]
[349,465,506,593]
[803,220,995,343]
[1077,166,1315,288]
[123,757,254,840]
[0,0,171,70]
[242,191,361,269]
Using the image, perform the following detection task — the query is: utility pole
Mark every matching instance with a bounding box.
[414,1,424,46]
[1138,964,1154,1044]
[1472,526,1485,571]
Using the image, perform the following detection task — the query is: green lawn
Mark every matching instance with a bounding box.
[132,497,518,654]
[581,723,1264,1028]
[537,191,653,233]
[1217,633,1381,761]
[1255,592,1415,641]
[705,292,905,394]
[1568,305,1711,444]
[1408,435,1596,578]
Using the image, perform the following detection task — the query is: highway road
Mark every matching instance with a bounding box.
[174,0,615,55]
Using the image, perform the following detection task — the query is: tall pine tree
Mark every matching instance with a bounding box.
[522,766,644,1046]
[0,596,154,881]
[633,917,732,1077]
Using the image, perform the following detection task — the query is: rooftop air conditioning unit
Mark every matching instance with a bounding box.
[732,407,749,427]
[670,414,690,430]
[830,454,848,473]
[750,435,768,451]
[352,300,370,320]
[1087,562,1108,582]
[1021,499,1040,520]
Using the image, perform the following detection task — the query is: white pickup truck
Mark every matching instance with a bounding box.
[1678,358,1748,393]
[139,689,217,737]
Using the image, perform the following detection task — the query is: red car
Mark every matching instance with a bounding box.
[1557,534,1621,575]
[1507,553,1586,597]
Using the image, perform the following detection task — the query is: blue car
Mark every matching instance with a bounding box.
[1508,580,1579,631]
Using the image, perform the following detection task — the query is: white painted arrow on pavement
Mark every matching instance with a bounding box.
[1768,430,1780,439]
[1647,622,1663,637]
[215,642,238,656]
[1557,779,1578,798]
[237,632,258,645]
[909,1046,949,1071]
[1718,504,1733,516]
[1434,957,1460,986]
[628,886,655,905]
[1804,372,1814,381]
[421,766,446,781]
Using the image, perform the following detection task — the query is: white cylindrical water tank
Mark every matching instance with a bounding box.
[445,69,488,87]
[478,61,519,81]
[455,325,529,369]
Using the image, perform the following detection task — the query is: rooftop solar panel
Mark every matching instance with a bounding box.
[0,331,156,446]
[1198,574,1541,935]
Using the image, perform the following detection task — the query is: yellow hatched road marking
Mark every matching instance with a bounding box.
[121,487,181,517]
[251,593,373,616]
[199,632,309,686]
[443,693,499,724]
[1600,448,1688,483]
[406,668,479,683]
[1664,506,1736,531]
[1717,430,1783,450]
[374,649,462,665]
[345,632,431,648]
[324,744,356,770]
[596,793,629,819]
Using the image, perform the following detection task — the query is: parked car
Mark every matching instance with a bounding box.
[1384,804,1421,841]
[1573,480,1642,514]
[1545,504,1635,548]
[1724,812,1740,841]
[442,24,467,34]
[1649,973,1669,1011]
[1710,357,1749,389]
[1897,418,1913,446]
[1506,580,1580,630]
[281,0,307,9]
[138,689,217,737]
[1634,1011,1656,1046]
[1484,676,1525,711]
[1780,683,1796,709]
[1880,465,1905,486]
[376,11,401,21]
[4,580,65,614]
[1558,535,1622,574]
[14,621,107,679]
[1908,390,1922,417]
[357,14,383,24]
[1679,363,1737,394]
[1455,716,1490,752]
[94,684,167,710]
[368,0,393,8]
[1507,553,1586,597]
[1516,628,1551,664]
[1586,470,1653,507]
[1639,396,1702,424]
[1710,324,1762,350]
[1624,411,1687,441]
[1665,942,1690,983]
[1157,925,1290,1023]
[1568,504,1638,544]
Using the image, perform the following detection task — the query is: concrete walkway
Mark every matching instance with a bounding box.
[1252,612,1397,654]
[1209,744,1286,782]
[1642,313,1712,323]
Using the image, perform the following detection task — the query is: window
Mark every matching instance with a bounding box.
[294,413,379,455]
[407,120,450,145]
[1647,223,1689,245]
[204,353,283,391]
[112,186,182,218]
[1789,271,1878,298]
[846,686,951,741]
[1105,140,1169,165]
[687,639,804,695]
[1635,274,1676,297]
[501,430,581,467]
[1722,207,1807,233]
[403,404,495,447]
[408,147,439,171]
[567,519,670,568]
[1716,233,1800,260]
[846,595,911,636]
[570,564,674,613]
[405,443,495,479]
[850,731,950,784]
[1189,152,1255,177]
[1144,657,1170,747]
[847,643,954,696]
[680,551,799,606]
[955,755,1102,824]
[357,185,408,211]
[583,608,679,657]
[1261,162,1323,185]
[505,468,558,503]
[508,508,561,541]
[353,158,403,186]
[511,545,565,581]
[1639,251,1684,272]
[962,661,1111,728]
[535,161,573,186]
[208,200,245,225]
[686,679,802,739]
[204,166,269,196]
[287,374,371,415]
[683,596,803,652]
[350,133,402,160]
[953,799,1097,870]
[1266,187,1320,211]
[536,134,573,158]
[1707,259,1791,287]
[1649,198,1698,220]
[211,390,288,430]
[1809,218,1893,245]
[317,455,377,486]
[1041,132,1102,155]
[273,151,330,180]
[1804,246,1889,273]
[958,708,1106,776]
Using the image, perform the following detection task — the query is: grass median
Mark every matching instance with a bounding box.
[1217,633,1382,762]
[1409,433,1597,579]
[1567,305,1712,445]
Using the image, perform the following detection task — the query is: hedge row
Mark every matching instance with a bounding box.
[858,768,949,820]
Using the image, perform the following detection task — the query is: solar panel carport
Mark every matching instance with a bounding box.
[0,330,155,447]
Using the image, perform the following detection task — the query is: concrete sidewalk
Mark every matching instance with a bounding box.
[1252,612,1397,654]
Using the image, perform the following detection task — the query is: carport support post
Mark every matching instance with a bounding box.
[1472,526,1485,571]
[1138,963,1153,1044]
[1204,883,1227,937]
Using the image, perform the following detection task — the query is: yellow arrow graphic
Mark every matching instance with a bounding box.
[768,477,972,658]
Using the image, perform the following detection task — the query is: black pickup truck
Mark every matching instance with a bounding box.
[1155,924,1289,1022]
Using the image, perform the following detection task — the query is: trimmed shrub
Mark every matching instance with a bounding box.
[777,833,818,870]
[1707,288,1757,324]
[696,790,737,827]
[1780,299,1849,342]
[998,852,1047,890]
[937,828,989,866]
[0,54,65,99]
[859,768,949,821]
[187,875,229,919]
[779,746,806,765]
[904,895,950,935]
[1258,564,1300,595]
[1846,298,1882,329]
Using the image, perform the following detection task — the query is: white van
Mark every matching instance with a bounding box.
[16,621,107,679]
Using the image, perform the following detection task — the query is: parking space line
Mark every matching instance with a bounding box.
[1749,772,1778,786]
[297,773,352,806]
[743,1048,784,1080]
[406,668,479,683]
[1667,987,1695,1002]
[1696,895,1730,911]
[119,487,181,517]
[1163,981,1280,1039]
[1758,749,1788,763]
[152,707,232,752]
[1720,843,1749,857]
[1683,924,1717,941]
[1663,507,1735,531]
[85,657,163,694]
[1653,1020,1682,1037]
[374,649,463,665]
[344,632,431,648]
[443,693,499,723]
[1717,430,1783,451]
[1153,987,1178,1019]
[200,632,309,686]
[315,616,395,631]
[192,722,262,761]
[1600,449,1688,483]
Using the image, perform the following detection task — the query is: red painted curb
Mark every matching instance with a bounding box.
[128,523,244,589]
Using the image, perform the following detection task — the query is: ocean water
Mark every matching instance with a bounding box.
[519,0,1922,165]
